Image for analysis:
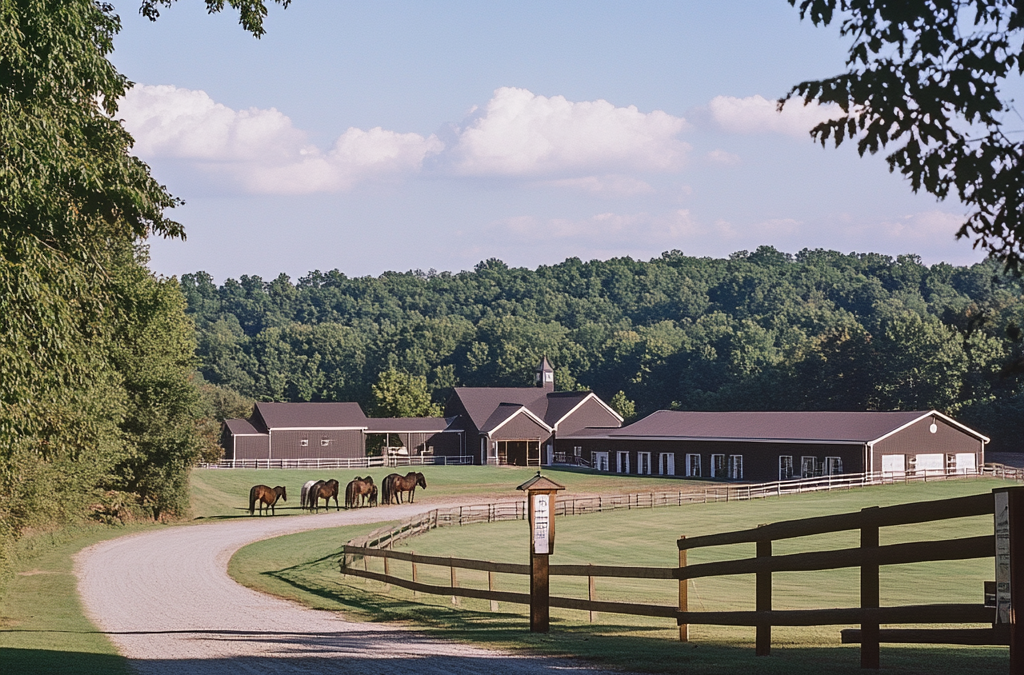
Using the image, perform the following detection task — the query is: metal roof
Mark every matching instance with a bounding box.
[452,387,594,430]
[223,418,265,436]
[562,410,988,444]
[363,417,455,433]
[253,401,368,430]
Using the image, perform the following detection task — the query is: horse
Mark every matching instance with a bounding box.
[345,476,375,508]
[300,480,318,512]
[304,480,325,511]
[249,485,287,516]
[310,479,340,513]
[368,483,378,507]
[382,472,426,505]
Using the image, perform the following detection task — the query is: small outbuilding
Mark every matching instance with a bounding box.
[557,410,988,482]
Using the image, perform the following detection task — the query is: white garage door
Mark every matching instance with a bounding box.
[955,453,977,473]
[915,453,945,473]
[881,454,905,474]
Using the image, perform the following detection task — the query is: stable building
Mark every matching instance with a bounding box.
[444,357,623,466]
[558,410,987,482]
[221,401,462,462]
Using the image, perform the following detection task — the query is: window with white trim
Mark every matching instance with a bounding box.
[728,455,744,480]
[779,455,794,480]
[800,456,817,478]
[686,454,701,478]
[594,451,609,472]
[300,439,309,447]
[638,452,651,475]
[573,446,582,456]
[617,451,630,474]
[659,453,675,476]
[824,456,843,475]
[711,454,726,478]
[320,438,330,447]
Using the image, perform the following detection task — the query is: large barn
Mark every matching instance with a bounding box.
[557,410,988,482]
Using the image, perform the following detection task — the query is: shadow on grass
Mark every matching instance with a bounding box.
[0,648,132,675]
[258,562,1009,675]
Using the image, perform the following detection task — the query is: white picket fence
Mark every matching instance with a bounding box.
[198,455,474,470]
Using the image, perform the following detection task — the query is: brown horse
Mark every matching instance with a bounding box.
[249,485,287,516]
[310,479,340,513]
[382,472,427,505]
[345,476,375,508]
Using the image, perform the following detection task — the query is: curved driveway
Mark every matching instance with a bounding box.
[77,502,621,674]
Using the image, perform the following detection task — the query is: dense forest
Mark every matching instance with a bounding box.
[183,247,1024,452]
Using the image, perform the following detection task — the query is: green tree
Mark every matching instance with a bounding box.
[370,369,443,417]
[609,391,637,421]
[784,0,1024,268]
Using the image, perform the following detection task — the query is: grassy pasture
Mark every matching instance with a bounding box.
[190,464,712,519]
[230,478,1016,673]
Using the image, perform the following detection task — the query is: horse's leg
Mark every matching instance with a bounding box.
[410,487,415,503]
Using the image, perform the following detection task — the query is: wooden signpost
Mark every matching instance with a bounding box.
[518,471,565,633]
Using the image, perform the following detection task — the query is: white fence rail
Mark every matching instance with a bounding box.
[198,455,474,470]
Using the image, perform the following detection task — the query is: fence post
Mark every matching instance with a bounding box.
[489,569,498,611]
[679,535,688,642]
[756,527,772,656]
[588,564,597,623]
[383,550,391,591]
[860,506,880,669]
[450,558,459,606]
[411,551,418,597]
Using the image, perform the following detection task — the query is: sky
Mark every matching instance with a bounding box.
[109,0,988,283]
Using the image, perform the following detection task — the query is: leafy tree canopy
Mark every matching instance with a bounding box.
[370,368,443,418]
[784,1,1024,268]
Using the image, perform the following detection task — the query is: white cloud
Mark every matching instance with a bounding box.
[706,149,741,166]
[875,210,965,242]
[449,87,691,176]
[707,94,842,138]
[497,209,704,243]
[544,174,655,197]
[119,84,442,194]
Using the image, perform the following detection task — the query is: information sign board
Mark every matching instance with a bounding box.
[532,493,550,555]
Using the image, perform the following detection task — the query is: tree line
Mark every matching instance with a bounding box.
[182,247,1024,452]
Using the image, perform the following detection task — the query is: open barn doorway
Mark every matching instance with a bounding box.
[497,440,541,466]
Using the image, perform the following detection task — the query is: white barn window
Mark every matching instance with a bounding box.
[686,454,701,477]
[779,456,794,480]
[711,454,726,478]
[728,455,744,480]
[825,456,843,475]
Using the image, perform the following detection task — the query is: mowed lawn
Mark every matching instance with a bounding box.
[230,477,1016,674]
[190,465,713,519]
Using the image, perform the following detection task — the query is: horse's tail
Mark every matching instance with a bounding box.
[382,476,391,505]
[248,486,257,516]
[345,481,353,509]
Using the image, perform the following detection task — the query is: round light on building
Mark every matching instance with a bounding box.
[929,422,938,434]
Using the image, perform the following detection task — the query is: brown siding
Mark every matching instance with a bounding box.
[490,413,551,442]
[555,398,621,436]
[269,429,364,459]
[556,438,864,481]
[872,414,983,470]
[233,435,270,460]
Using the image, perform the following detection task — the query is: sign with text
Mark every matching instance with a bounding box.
[532,493,551,555]
[995,490,1011,624]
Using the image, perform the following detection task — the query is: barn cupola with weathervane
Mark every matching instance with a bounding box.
[535,356,555,392]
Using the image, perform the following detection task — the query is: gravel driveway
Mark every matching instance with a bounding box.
[76,501,624,674]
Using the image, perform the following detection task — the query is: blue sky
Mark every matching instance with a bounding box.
[110,1,986,282]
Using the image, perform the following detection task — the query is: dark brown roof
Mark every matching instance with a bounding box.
[364,417,454,433]
[479,404,551,434]
[451,388,604,430]
[563,410,985,444]
[223,418,265,435]
[253,402,368,430]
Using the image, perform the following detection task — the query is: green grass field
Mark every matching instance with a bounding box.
[230,478,1016,674]
[0,523,155,675]
[190,465,713,519]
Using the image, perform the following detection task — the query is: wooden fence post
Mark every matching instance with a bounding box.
[679,535,689,642]
[450,558,459,606]
[756,528,772,656]
[489,569,498,611]
[588,564,597,623]
[411,551,418,597]
[383,550,391,591]
[860,506,880,669]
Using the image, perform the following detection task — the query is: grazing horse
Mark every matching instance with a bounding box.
[249,485,287,516]
[368,484,378,507]
[382,472,427,505]
[300,480,318,512]
[345,476,375,508]
[310,479,340,513]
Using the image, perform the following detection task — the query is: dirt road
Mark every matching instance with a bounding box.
[76,502,621,674]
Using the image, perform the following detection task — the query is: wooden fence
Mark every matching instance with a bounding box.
[342,486,1018,670]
